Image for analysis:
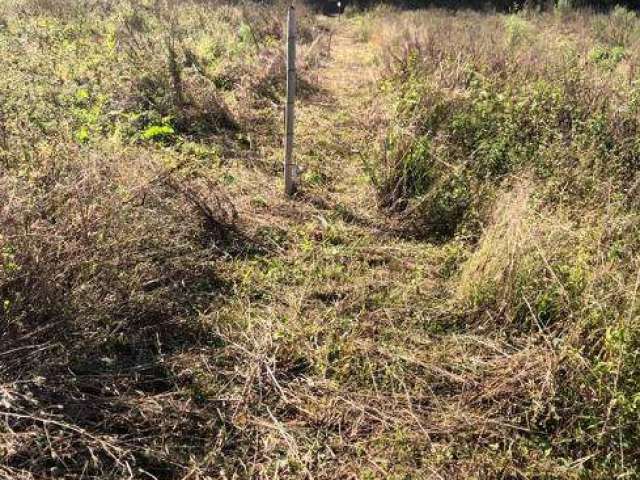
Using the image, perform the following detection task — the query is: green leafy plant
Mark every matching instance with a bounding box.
[140,123,175,141]
[589,44,626,69]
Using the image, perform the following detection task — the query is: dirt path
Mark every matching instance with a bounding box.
[295,18,382,221]
[321,19,377,108]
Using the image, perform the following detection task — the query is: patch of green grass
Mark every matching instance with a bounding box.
[140,123,175,141]
[589,44,626,68]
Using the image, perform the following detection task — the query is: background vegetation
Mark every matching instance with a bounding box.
[343,0,640,12]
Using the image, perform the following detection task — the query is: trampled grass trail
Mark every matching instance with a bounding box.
[296,16,381,217]
[212,18,480,477]
[213,17,569,477]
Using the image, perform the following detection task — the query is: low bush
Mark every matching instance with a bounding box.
[377,9,640,242]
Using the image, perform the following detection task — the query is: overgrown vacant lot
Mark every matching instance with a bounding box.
[2,1,640,478]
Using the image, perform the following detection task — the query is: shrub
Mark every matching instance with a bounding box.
[505,14,533,46]
[141,123,175,141]
[376,10,640,242]
[589,44,626,69]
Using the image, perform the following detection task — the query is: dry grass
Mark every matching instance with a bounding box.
[2,2,640,479]
[364,5,640,477]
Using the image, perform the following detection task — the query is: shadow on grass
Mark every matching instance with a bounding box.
[0,180,273,478]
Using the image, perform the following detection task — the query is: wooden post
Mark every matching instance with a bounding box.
[284,4,297,196]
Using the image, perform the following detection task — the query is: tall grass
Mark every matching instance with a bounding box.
[0,1,323,477]
[370,6,640,477]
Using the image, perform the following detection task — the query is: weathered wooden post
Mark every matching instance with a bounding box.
[284,4,297,196]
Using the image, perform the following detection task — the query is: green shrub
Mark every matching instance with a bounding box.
[589,44,626,68]
[504,14,533,46]
[378,36,639,241]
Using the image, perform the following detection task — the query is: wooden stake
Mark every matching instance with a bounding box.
[284,4,297,196]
